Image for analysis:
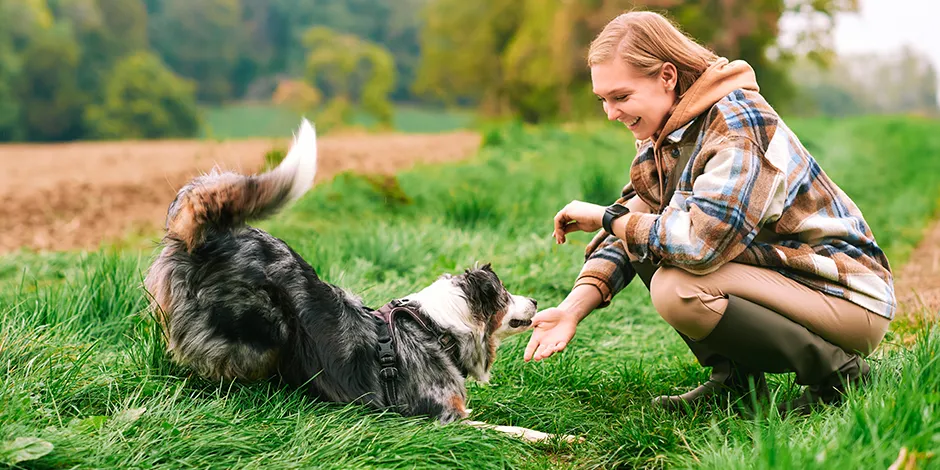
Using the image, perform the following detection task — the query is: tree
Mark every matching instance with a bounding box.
[0,45,22,141]
[415,0,859,122]
[84,52,201,139]
[0,0,55,140]
[413,0,522,114]
[303,26,396,129]
[149,0,243,103]
[15,25,87,141]
[252,0,427,101]
[53,0,149,103]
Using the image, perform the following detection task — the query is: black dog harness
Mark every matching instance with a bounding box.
[371,298,462,407]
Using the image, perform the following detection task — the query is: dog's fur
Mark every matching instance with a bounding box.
[143,119,541,426]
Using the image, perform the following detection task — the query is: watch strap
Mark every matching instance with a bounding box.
[602,203,630,235]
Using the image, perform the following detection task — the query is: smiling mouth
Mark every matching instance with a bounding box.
[509,319,532,328]
[626,116,640,127]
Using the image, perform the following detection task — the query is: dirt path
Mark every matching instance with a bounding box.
[894,216,940,319]
[0,131,480,254]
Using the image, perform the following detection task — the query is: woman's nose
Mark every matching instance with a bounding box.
[606,104,620,121]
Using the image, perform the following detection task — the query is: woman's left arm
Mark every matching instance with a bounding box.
[611,136,786,274]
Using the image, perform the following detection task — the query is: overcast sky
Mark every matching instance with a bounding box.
[830,0,940,102]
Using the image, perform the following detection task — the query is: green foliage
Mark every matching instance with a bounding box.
[0,0,157,141]
[84,52,201,139]
[265,0,428,102]
[15,24,87,141]
[303,26,397,131]
[262,147,287,171]
[413,0,522,113]
[148,0,242,103]
[0,43,23,141]
[141,0,426,104]
[416,0,859,122]
[580,162,624,206]
[56,0,149,101]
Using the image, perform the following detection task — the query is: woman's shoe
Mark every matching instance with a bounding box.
[652,361,768,410]
[777,355,871,415]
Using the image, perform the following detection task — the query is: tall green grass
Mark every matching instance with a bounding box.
[3,116,940,468]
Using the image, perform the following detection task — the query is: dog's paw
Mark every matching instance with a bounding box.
[462,420,584,444]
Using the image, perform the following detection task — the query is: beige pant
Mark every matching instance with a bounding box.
[649,262,891,356]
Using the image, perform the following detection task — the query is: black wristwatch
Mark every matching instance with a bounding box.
[602,203,630,235]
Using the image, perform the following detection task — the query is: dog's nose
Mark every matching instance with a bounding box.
[527,297,537,308]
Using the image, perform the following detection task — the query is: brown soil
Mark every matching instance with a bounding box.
[894,217,940,319]
[0,131,480,254]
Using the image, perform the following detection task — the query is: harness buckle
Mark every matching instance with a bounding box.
[380,366,398,380]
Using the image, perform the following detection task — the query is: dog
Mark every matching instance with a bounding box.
[143,120,578,442]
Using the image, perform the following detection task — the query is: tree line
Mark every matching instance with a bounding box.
[0,0,935,142]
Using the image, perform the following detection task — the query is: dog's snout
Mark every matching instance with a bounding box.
[527,297,537,308]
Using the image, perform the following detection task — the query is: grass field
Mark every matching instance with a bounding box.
[3,116,940,468]
[200,103,477,139]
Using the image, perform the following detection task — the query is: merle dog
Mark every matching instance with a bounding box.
[143,120,577,442]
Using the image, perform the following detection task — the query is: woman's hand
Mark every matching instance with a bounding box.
[553,200,606,244]
[523,307,580,362]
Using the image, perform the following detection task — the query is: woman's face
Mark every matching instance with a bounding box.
[591,59,677,141]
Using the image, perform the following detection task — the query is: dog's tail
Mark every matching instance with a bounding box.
[166,119,318,251]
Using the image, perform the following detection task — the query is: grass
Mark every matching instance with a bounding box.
[200,102,476,139]
[3,116,940,468]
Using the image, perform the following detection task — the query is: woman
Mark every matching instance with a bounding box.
[524,11,895,414]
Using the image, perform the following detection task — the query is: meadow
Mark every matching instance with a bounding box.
[200,103,478,139]
[2,114,940,468]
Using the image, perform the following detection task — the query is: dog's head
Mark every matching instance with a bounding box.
[408,263,537,383]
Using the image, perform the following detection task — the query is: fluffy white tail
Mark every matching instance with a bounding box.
[275,118,318,204]
[166,119,319,251]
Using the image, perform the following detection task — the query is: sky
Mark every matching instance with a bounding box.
[829,0,940,102]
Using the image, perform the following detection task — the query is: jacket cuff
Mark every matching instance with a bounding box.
[574,271,613,309]
[622,212,658,262]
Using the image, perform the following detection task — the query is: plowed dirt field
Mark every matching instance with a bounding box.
[0,131,480,254]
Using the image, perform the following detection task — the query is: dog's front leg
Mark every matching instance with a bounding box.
[461,420,583,444]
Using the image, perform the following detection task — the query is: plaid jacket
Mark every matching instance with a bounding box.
[576,88,897,320]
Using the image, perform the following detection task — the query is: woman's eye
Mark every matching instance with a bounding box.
[615,95,629,102]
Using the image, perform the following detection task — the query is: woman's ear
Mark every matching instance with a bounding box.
[661,62,678,92]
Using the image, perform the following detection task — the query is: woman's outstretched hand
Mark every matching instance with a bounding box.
[523,307,579,362]
[553,200,605,244]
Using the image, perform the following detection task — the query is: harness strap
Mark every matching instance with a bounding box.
[374,319,398,407]
[371,298,448,408]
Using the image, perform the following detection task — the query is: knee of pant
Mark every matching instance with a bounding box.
[649,266,705,330]
[649,267,689,323]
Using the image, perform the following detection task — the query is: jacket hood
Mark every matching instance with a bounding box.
[654,57,759,149]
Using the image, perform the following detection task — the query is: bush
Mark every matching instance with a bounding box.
[84,52,201,139]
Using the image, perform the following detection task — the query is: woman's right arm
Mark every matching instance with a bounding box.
[523,284,602,362]
[524,194,651,362]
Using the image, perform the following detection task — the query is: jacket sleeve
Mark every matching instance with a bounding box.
[619,136,786,274]
[573,185,639,308]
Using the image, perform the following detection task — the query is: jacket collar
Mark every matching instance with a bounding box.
[635,118,698,154]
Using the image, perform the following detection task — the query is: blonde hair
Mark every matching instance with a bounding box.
[588,11,718,97]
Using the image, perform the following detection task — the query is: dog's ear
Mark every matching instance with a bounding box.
[458,266,507,319]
